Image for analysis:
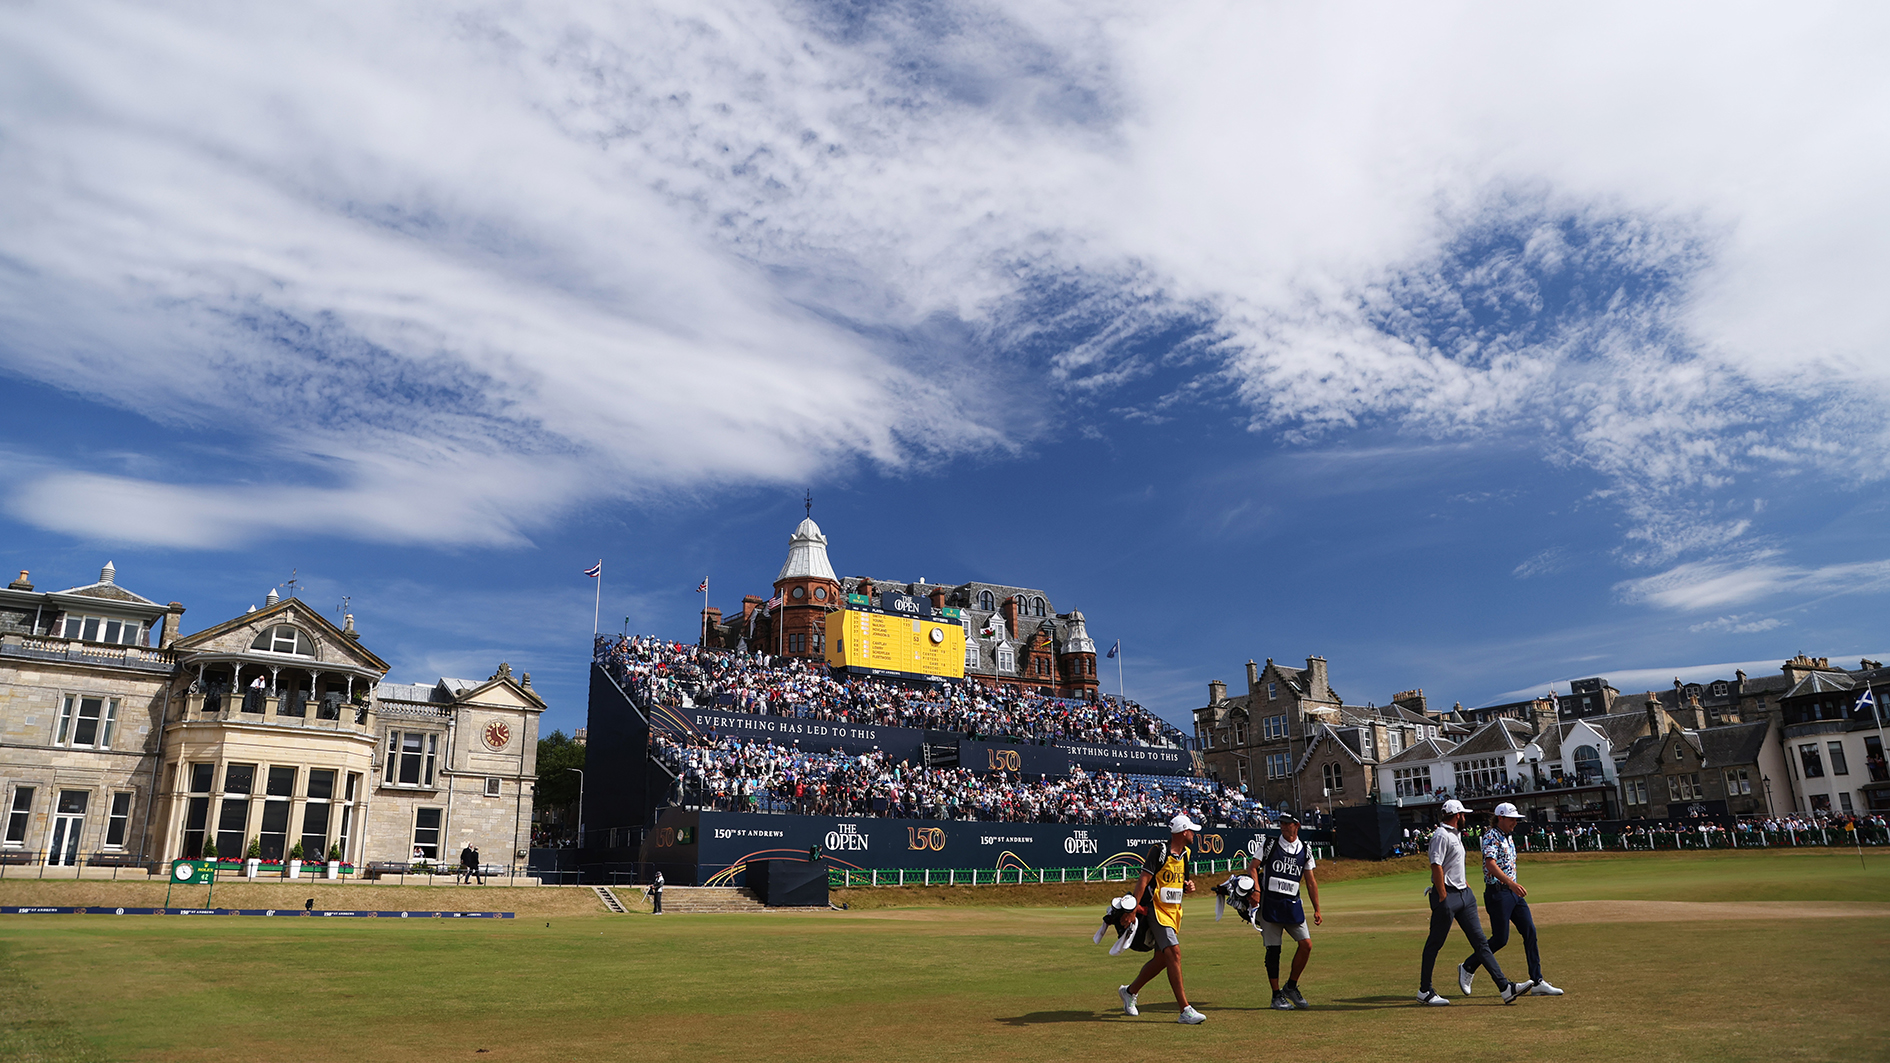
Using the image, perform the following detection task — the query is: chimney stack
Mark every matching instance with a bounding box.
[1644,698,1668,740]
[161,603,186,648]
[265,588,279,606]
[342,613,358,640]
[7,570,31,591]
[1305,656,1330,701]
[1532,696,1557,738]
[1209,680,1227,706]
[99,561,116,586]
[1246,660,1260,688]
[929,586,947,610]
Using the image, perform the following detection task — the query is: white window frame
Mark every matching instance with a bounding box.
[4,786,35,847]
[411,807,443,861]
[996,646,1015,673]
[55,695,118,750]
[386,731,440,788]
[62,615,147,646]
[484,777,502,797]
[103,791,133,850]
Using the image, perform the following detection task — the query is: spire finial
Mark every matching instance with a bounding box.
[804,489,813,519]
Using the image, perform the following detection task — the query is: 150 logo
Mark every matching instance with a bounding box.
[985,748,1021,772]
[908,827,947,851]
[1197,834,1224,854]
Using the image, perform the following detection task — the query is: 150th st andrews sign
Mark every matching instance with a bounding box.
[636,809,1299,886]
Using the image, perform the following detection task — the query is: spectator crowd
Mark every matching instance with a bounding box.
[597,635,1190,748]
[649,731,1270,827]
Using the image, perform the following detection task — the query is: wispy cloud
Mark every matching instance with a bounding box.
[1686,614,1784,635]
[2,1,1888,565]
[1617,554,1890,611]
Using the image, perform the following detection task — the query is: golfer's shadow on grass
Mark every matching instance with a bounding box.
[994,1010,1109,1026]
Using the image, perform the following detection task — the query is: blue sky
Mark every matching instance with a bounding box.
[4,3,1889,737]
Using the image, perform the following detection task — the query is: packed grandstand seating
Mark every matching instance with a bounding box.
[595,635,1191,748]
[649,732,1271,827]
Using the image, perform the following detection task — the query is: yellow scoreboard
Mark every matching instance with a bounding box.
[825,607,966,681]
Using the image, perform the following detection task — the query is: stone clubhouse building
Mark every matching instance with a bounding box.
[1,563,544,872]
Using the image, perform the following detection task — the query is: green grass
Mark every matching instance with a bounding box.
[2,849,1887,1062]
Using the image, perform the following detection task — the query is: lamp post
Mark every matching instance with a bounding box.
[567,768,585,850]
[1763,775,1774,817]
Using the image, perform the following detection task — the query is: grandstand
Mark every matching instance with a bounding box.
[582,636,1280,885]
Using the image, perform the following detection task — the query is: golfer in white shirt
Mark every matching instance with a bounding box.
[1417,800,1525,1006]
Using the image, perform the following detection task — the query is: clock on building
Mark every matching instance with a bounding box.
[483,720,511,750]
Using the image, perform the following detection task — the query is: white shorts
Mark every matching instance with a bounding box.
[1258,918,1310,947]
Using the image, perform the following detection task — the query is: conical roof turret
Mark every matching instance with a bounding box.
[776,517,837,582]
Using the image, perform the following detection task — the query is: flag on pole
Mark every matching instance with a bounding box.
[696,579,708,593]
[1106,640,1120,659]
[764,594,783,613]
[584,562,602,578]
[1858,687,1877,716]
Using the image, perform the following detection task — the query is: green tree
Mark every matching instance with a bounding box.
[534,730,586,841]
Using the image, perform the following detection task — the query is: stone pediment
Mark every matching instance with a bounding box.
[454,673,547,711]
[172,599,390,673]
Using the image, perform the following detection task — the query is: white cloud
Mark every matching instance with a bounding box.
[3,2,1888,556]
[1619,554,1890,611]
[1687,615,1785,635]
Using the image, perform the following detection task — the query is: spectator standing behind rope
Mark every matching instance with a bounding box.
[649,870,664,915]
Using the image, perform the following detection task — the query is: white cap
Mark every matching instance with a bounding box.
[1440,799,1468,815]
[1235,875,1254,891]
[1493,802,1522,819]
[1169,812,1203,833]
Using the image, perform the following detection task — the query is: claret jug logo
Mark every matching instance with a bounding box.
[908,827,947,851]
[985,748,1021,772]
[1197,834,1224,854]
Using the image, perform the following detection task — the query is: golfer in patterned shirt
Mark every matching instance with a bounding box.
[1459,802,1563,997]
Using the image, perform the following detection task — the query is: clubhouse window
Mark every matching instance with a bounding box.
[104,792,133,849]
[1723,769,1752,796]
[386,731,439,787]
[1827,742,1849,776]
[1265,752,1291,778]
[5,787,34,846]
[484,777,502,797]
[1322,762,1345,792]
[1393,767,1432,798]
[61,615,147,646]
[1666,773,1702,802]
[1624,778,1648,805]
[54,695,118,749]
[412,808,443,861]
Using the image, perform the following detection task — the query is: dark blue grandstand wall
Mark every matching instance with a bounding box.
[583,662,656,838]
[638,808,1323,887]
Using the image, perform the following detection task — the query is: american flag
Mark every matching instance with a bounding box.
[583,562,601,578]
[765,595,784,612]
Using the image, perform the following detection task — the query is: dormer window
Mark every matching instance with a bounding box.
[996,646,1015,673]
[978,590,994,611]
[1032,596,1046,617]
[62,615,147,646]
[250,625,314,657]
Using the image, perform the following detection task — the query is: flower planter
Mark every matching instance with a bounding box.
[288,859,303,880]
[325,860,340,880]
[245,858,260,880]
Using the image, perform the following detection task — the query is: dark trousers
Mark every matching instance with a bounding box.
[1421,886,1508,992]
[651,890,662,913]
[1466,885,1542,983]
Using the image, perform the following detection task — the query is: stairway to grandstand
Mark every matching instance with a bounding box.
[656,886,774,913]
[592,886,628,913]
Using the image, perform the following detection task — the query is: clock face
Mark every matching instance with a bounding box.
[928,627,945,644]
[483,720,511,750]
[174,862,195,881]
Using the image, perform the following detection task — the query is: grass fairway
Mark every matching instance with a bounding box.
[3,849,1887,1062]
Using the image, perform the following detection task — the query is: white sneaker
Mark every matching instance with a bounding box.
[1530,980,1564,996]
[1500,981,1524,1005]
[1457,963,1474,995]
[1178,1005,1207,1024]
[1416,990,1450,1006]
[1118,985,1139,1016]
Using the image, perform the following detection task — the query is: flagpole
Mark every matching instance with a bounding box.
[592,559,602,635]
[1117,642,1125,705]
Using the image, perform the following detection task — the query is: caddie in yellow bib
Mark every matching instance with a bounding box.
[1116,812,1207,1025]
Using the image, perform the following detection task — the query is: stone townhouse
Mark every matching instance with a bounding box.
[1773,657,1890,814]
[2,561,545,870]
[1616,705,1786,819]
[1194,656,1451,812]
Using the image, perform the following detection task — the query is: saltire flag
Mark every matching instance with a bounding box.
[696,579,708,593]
[1106,640,1120,659]
[1858,687,1877,716]
[584,562,601,578]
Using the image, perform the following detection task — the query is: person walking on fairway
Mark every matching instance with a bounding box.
[1249,812,1322,1010]
[1118,813,1207,1024]
[1418,800,1525,1006]
[1459,803,1564,997]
